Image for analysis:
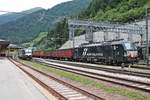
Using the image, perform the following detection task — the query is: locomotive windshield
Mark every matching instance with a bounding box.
[124,43,136,50]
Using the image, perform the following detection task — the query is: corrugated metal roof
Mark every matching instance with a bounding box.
[0,39,5,41]
[7,44,22,49]
[0,39,10,49]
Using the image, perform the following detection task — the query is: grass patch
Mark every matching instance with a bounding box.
[20,60,148,100]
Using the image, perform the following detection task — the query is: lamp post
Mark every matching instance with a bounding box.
[69,27,75,49]
[146,8,150,66]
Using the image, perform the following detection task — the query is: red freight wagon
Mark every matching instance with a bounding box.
[32,51,39,57]
[32,51,38,57]
[53,49,74,59]
[50,51,56,57]
[44,51,52,58]
[33,48,74,60]
[32,51,45,58]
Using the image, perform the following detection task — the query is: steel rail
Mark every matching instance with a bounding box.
[34,58,150,92]
[9,58,103,100]
[44,59,150,78]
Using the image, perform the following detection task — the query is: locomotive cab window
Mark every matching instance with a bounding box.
[124,43,136,50]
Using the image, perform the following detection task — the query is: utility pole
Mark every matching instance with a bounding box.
[69,27,75,49]
[146,8,150,66]
[72,29,75,49]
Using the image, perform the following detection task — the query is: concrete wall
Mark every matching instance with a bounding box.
[60,31,141,49]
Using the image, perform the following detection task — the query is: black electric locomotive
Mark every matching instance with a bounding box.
[74,40,138,65]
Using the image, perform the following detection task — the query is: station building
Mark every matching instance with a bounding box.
[6,44,22,59]
[0,39,22,58]
[0,39,10,57]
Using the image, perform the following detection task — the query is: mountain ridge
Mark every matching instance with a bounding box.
[0,7,44,25]
[0,0,91,43]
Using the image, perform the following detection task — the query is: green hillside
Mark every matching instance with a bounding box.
[33,0,150,50]
[80,0,150,22]
[23,32,48,50]
[25,18,68,51]
[0,0,91,43]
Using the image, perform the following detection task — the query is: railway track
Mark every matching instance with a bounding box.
[131,65,150,70]
[43,59,150,78]
[33,58,150,92]
[9,58,103,100]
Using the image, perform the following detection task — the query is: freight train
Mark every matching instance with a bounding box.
[32,40,139,65]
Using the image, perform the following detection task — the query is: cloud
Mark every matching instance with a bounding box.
[0,0,71,12]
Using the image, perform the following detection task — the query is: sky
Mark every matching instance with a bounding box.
[0,0,71,14]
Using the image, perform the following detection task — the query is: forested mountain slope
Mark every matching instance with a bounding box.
[0,0,91,43]
[80,0,150,22]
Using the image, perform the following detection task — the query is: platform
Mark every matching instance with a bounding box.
[0,58,48,100]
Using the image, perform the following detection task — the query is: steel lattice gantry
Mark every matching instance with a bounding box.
[68,19,146,43]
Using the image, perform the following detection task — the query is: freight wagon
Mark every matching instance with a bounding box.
[33,49,74,60]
